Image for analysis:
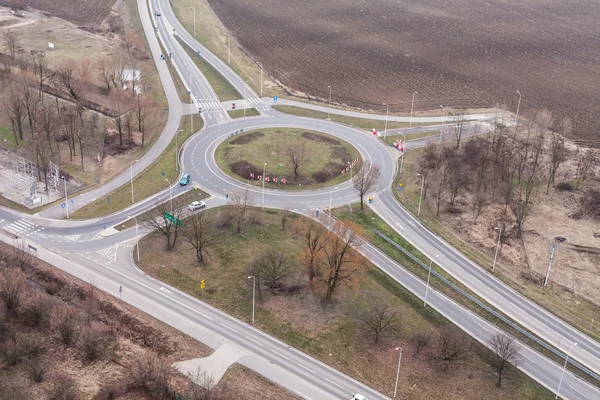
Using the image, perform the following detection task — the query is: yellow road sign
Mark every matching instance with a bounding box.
[200,279,205,289]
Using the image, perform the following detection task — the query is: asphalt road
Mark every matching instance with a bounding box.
[0,0,598,398]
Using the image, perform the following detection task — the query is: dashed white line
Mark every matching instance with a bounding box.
[271,349,290,360]
[472,319,490,332]
[245,336,263,347]
[569,386,589,399]
[221,324,238,334]
[323,377,344,389]
[296,363,316,374]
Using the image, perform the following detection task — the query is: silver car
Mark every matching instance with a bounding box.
[188,201,206,211]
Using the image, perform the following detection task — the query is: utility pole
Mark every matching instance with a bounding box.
[327,85,332,120]
[544,242,558,287]
[409,91,417,126]
[227,35,231,65]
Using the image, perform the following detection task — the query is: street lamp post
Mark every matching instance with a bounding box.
[492,227,502,272]
[328,186,338,228]
[128,216,140,262]
[262,163,267,209]
[61,176,68,219]
[409,91,417,126]
[164,178,173,213]
[175,129,183,171]
[227,35,231,65]
[258,62,263,98]
[383,103,389,139]
[514,90,522,137]
[417,173,425,216]
[439,105,445,143]
[348,162,353,213]
[424,255,440,307]
[399,132,407,173]
[189,7,196,37]
[393,347,403,398]
[556,342,577,399]
[327,85,332,120]
[130,159,139,203]
[247,276,256,324]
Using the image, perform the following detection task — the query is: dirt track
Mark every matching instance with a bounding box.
[208,0,600,141]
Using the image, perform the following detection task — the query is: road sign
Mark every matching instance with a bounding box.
[70,200,74,204]
[200,279,205,289]
[165,212,182,226]
[397,183,403,191]
[369,196,373,204]
[27,244,37,254]
[162,171,165,177]
[107,196,110,204]
[274,95,278,102]
[61,203,65,208]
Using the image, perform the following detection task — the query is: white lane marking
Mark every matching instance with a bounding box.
[221,324,238,334]
[472,319,490,332]
[521,353,534,363]
[293,391,312,400]
[159,287,172,294]
[569,386,589,399]
[245,336,263,347]
[395,222,405,231]
[271,349,290,360]
[323,377,344,389]
[297,363,316,374]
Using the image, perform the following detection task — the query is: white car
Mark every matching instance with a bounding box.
[188,201,206,211]
[351,395,367,400]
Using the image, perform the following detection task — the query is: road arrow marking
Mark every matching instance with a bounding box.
[159,287,172,294]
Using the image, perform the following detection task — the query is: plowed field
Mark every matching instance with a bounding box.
[11,0,116,25]
[208,0,600,141]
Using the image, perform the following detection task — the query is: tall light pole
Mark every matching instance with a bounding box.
[244,80,249,117]
[544,242,558,287]
[556,342,577,399]
[188,67,194,141]
[61,176,68,219]
[399,131,407,173]
[417,173,425,216]
[247,276,256,325]
[327,85,332,120]
[328,186,338,228]
[424,254,440,307]
[227,35,231,65]
[130,159,139,203]
[347,161,353,213]
[514,90,522,137]
[128,215,140,262]
[262,163,267,209]
[383,103,389,139]
[258,62,263,98]
[175,129,183,171]
[409,91,417,127]
[492,227,502,272]
[189,7,196,37]
[164,178,173,213]
[393,346,403,398]
[439,105,445,143]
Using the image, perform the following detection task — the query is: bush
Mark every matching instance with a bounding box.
[229,160,263,180]
[124,353,172,398]
[78,322,117,363]
[433,326,470,370]
[21,292,53,328]
[313,162,344,183]
[0,268,26,316]
[411,331,433,356]
[248,210,263,225]
[301,131,339,145]
[2,338,25,366]
[51,306,79,346]
[556,182,574,191]
[24,358,47,383]
[229,131,264,145]
[215,211,233,229]
[48,374,78,400]
[19,333,45,359]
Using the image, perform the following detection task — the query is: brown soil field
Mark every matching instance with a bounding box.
[4,0,117,25]
[208,0,600,141]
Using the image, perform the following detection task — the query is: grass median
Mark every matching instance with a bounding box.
[71,115,202,219]
[228,108,260,118]
[136,206,552,399]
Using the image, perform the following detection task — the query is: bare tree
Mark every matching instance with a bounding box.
[3,30,18,59]
[286,139,309,179]
[55,58,88,104]
[21,75,39,138]
[134,93,153,148]
[357,301,400,343]
[317,220,363,300]
[8,0,23,12]
[5,78,27,144]
[230,190,254,233]
[34,136,52,191]
[144,199,185,251]
[575,149,596,188]
[0,268,26,316]
[31,51,48,102]
[293,219,328,285]
[451,110,468,149]
[97,57,114,93]
[487,333,521,388]
[434,326,470,370]
[183,211,221,264]
[472,192,489,223]
[187,368,232,400]
[253,248,290,294]
[411,331,433,356]
[352,162,382,210]
[547,131,567,193]
[111,90,128,147]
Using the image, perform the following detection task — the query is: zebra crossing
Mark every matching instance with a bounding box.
[1,219,44,237]
[197,99,222,111]
[247,97,268,109]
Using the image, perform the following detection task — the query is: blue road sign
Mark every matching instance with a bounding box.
[162,171,165,177]
[274,95,278,102]
[61,203,65,208]
[107,196,110,204]
[103,225,106,230]
[316,209,320,217]
[70,200,74,204]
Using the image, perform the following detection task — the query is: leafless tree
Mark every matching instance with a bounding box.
[547,132,567,193]
[575,149,596,188]
[8,0,22,12]
[97,57,115,93]
[357,301,400,343]
[3,30,18,59]
[21,75,39,138]
[34,136,52,191]
[230,190,254,233]
[55,58,89,104]
[183,211,221,264]
[450,110,468,149]
[293,219,328,285]
[411,331,433,356]
[286,139,309,179]
[487,333,521,388]
[187,368,232,400]
[472,192,489,223]
[317,220,363,300]
[0,268,26,316]
[31,51,48,102]
[443,148,469,205]
[253,248,291,294]
[352,162,382,210]
[144,199,185,251]
[433,326,470,370]
[5,78,26,144]
[111,90,128,147]
[134,93,153,148]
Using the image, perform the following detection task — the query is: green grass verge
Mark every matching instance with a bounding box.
[382,131,440,144]
[176,37,241,102]
[273,105,436,131]
[137,207,552,399]
[228,108,259,118]
[71,115,202,219]
[215,128,360,191]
